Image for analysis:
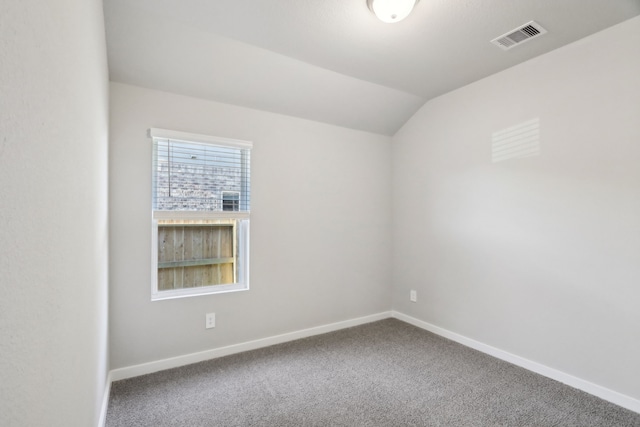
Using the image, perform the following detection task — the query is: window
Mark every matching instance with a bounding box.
[149,128,251,300]
[222,191,240,212]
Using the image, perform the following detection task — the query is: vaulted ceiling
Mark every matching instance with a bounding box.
[104,0,640,135]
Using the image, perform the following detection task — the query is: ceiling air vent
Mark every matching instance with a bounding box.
[491,21,547,50]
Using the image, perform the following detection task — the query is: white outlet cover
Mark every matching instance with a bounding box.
[206,313,216,329]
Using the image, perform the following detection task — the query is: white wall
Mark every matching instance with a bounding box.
[392,16,640,401]
[0,1,109,426]
[109,83,392,369]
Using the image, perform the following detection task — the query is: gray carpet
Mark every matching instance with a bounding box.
[106,319,640,426]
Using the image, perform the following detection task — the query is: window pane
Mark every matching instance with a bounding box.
[157,219,240,289]
[222,191,240,211]
[153,139,250,212]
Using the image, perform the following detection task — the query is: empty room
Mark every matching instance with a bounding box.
[1,0,640,426]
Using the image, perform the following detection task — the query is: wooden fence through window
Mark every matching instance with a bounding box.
[157,219,236,290]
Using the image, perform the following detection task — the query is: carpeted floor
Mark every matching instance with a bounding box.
[106,319,640,426]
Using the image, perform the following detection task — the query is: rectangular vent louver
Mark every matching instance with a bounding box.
[491,21,547,50]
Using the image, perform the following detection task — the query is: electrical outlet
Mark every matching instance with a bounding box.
[205,312,216,329]
[410,290,417,303]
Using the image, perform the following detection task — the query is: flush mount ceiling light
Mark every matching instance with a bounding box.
[367,0,419,23]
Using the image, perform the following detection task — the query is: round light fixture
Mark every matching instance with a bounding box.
[367,0,419,23]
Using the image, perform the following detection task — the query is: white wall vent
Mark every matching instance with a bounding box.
[491,21,547,50]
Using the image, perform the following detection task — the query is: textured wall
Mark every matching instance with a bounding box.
[109,83,392,369]
[0,1,109,426]
[392,16,640,401]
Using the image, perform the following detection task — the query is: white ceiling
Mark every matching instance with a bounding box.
[104,0,640,135]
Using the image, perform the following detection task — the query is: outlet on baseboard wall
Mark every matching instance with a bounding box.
[205,312,216,329]
[410,290,417,303]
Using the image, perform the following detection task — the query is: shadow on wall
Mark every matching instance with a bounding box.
[492,118,540,163]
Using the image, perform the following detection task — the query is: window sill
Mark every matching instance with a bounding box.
[151,283,249,301]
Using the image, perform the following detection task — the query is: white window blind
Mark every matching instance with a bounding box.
[150,128,251,213]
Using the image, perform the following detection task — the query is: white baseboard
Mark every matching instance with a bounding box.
[110,311,391,382]
[97,371,112,427]
[104,309,639,417]
[391,311,640,414]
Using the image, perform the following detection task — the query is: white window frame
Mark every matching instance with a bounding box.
[149,128,252,301]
